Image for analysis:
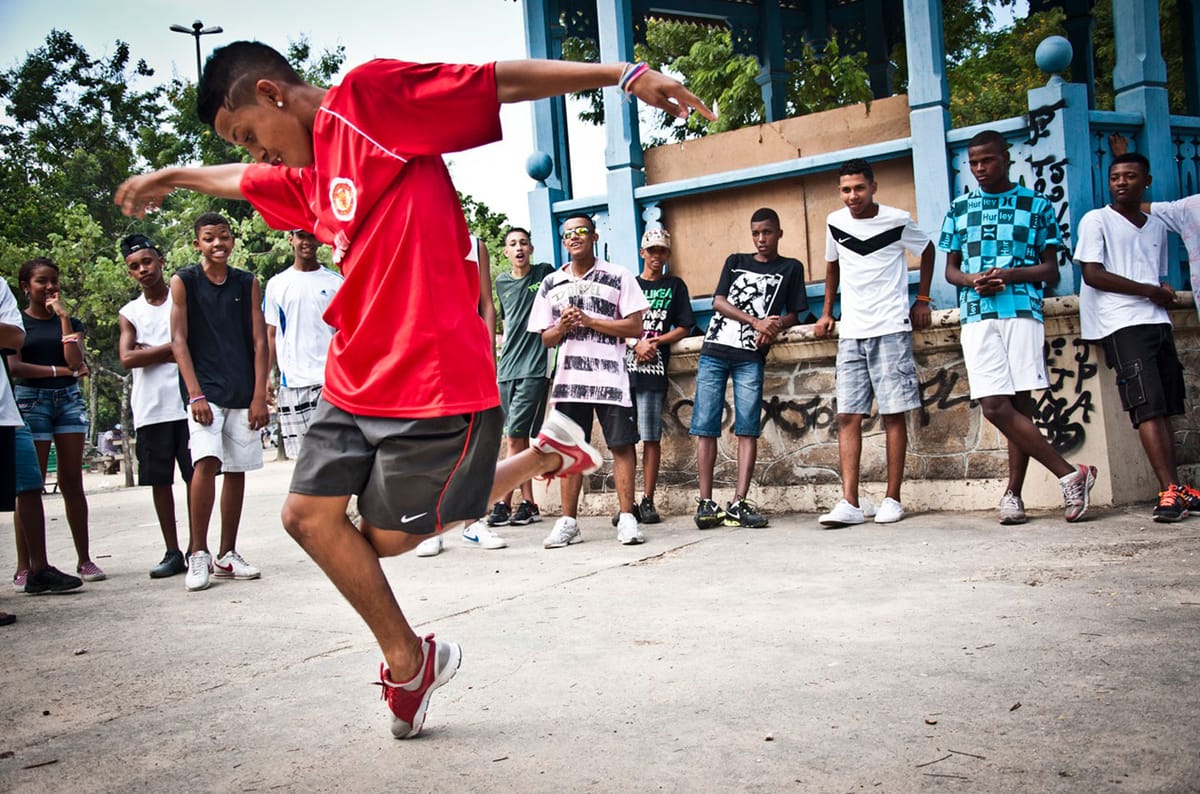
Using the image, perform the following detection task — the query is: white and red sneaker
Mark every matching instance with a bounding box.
[532,410,602,478]
[378,633,462,739]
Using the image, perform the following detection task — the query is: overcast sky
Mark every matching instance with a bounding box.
[0,0,609,224]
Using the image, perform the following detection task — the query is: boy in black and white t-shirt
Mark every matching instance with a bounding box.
[625,227,694,524]
[815,159,934,527]
[689,208,808,529]
[1077,152,1200,522]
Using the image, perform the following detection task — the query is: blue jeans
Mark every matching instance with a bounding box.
[689,355,765,438]
[15,383,89,441]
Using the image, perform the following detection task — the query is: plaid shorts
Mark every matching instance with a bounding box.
[277,384,324,459]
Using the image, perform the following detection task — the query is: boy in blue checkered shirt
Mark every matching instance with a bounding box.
[939,130,1097,524]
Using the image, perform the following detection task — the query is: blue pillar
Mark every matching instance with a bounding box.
[1027,37,1093,296]
[1183,0,1200,115]
[1112,0,1180,285]
[903,0,954,309]
[597,0,645,273]
[522,0,569,266]
[755,0,788,122]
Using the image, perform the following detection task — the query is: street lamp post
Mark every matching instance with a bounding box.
[169,20,224,82]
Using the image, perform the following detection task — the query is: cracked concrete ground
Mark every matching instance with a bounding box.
[1,460,1198,793]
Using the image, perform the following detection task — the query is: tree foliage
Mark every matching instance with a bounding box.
[0,32,354,433]
[562,18,873,144]
[564,0,1186,138]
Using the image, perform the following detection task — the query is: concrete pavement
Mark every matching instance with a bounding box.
[1,459,1198,793]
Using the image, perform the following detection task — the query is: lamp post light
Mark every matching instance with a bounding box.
[169,20,223,82]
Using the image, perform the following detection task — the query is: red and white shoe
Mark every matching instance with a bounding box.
[378,633,462,739]
[532,410,602,478]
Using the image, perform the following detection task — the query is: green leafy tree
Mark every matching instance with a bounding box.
[562,19,872,143]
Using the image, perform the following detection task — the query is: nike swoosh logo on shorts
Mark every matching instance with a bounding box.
[401,513,428,524]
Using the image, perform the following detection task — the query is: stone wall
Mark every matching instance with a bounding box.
[551,295,1200,517]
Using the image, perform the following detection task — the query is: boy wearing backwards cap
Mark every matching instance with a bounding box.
[118,234,191,579]
[624,227,693,524]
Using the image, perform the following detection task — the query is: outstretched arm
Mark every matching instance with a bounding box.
[495,60,715,122]
[115,164,250,218]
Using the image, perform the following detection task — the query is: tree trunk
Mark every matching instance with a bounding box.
[120,373,134,488]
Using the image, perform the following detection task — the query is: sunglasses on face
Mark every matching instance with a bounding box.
[561,227,593,241]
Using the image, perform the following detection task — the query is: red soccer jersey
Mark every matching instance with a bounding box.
[241,60,502,418]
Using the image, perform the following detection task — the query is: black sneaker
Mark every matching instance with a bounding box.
[1153,485,1189,523]
[25,566,84,595]
[694,498,725,529]
[639,495,661,524]
[611,502,642,527]
[486,501,512,527]
[510,500,541,525]
[150,549,186,579]
[724,497,768,528]
[1179,483,1200,513]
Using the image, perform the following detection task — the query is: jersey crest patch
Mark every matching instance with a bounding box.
[330,178,357,221]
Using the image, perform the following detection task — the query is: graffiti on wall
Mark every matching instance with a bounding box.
[1035,336,1099,454]
[666,335,1099,454]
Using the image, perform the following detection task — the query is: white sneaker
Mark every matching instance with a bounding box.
[873,497,906,524]
[213,550,261,580]
[414,535,443,557]
[616,512,644,545]
[185,551,212,591]
[998,490,1027,525]
[818,499,866,528]
[543,517,581,549]
[462,520,507,549]
[532,411,603,477]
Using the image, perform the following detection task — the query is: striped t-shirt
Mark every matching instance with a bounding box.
[527,260,650,407]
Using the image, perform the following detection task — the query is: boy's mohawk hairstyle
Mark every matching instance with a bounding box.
[197,41,304,128]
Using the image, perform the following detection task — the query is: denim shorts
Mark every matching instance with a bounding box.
[15,383,89,441]
[633,388,667,442]
[689,354,764,438]
[1,422,45,508]
[835,332,921,415]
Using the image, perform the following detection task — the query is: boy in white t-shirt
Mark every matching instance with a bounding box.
[1076,152,1200,521]
[814,159,934,527]
[1108,133,1200,315]
[263,230,342,458]
[118,234,191,579]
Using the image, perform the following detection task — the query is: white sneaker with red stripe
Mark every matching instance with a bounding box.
[378,633,462,739]
[532,410,602,478]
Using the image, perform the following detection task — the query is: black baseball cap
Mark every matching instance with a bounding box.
[120,234,160,258]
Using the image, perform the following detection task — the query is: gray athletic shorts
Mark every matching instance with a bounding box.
[289,399,502,535]
[499,377,549,439]
[835,332,921,415]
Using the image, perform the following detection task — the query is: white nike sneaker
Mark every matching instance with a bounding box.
[414,535,443,557]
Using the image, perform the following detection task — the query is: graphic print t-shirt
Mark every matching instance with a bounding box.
[937,184,1062,325]
[527,261,650,407]
[825,204,930,339]
[495,262,554,382]
[627,275,694,392]
[239,59,502,419]
[701,254,808,363]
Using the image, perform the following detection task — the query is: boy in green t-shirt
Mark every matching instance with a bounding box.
[486,227,555,527]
